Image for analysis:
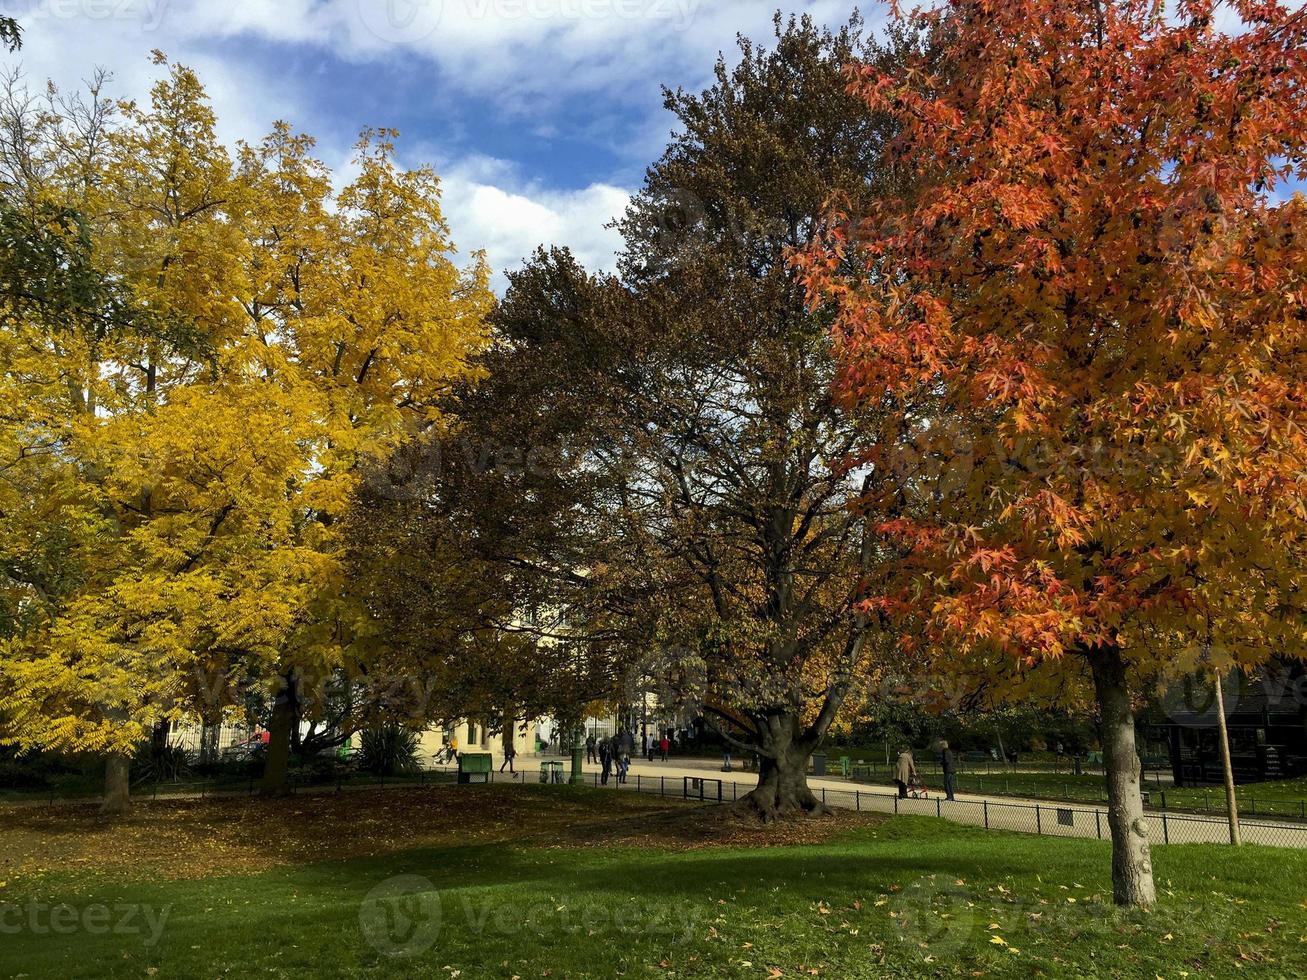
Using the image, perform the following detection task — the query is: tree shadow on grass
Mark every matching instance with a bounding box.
[277,814,1074,906]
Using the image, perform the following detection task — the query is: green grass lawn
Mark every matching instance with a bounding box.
[852,767,1126,804]
[850,767,1307,818]
[2,785,1305,978]
[1163,777,1307,819]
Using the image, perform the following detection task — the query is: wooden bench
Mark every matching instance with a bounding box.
[458,752,493,784]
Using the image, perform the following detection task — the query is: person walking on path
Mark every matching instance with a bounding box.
[895,747,917,799]
[599,737,613,786]
[615,729,633,783]
[659,735,670,762]
[616,750,629,784]
[585,733,597,765]
[939,740,956,801]
[500,742,517,776]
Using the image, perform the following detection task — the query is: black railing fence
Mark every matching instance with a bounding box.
[842,768,1307,821]
[6,762,1305,850]
[582,769,1307,849]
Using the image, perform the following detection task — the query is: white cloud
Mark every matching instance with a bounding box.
[10,1,868,118]
[4,0,306,148]
[1,0,873,288]
[439,162,629,290]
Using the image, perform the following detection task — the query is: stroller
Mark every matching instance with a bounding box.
[907,776,933,800]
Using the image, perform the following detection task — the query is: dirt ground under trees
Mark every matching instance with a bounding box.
[0,784,880,884]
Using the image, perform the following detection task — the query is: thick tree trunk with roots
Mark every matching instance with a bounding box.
[259,676,298,797]
[731,713,831,822]
[1090,644,1157,908]
[100,753,131,817]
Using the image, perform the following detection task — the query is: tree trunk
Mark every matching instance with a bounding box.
[1090,645,1157,908]
[732,713,830,822]
[1212,669,1242,846]
[199,720,220,766]
[100,753,131,817]
[259,677,297,797]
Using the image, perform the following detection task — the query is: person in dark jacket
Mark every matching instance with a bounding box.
[599,737,613,785]
[940,740,956,801]
[615,729,633,783]
[585,733,597,765]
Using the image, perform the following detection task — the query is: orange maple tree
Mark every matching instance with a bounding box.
[797,0,1307,906]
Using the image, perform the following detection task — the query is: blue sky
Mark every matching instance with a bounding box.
[0,0,869,287]
[2,1,1299,289]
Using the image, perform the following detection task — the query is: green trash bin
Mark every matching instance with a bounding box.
[838,756,851,778]
[458,752,493,784]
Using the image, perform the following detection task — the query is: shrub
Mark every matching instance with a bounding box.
[131,743,194,784]
[359,726,421,776]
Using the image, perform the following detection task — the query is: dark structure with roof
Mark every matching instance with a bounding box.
[1144,660,1307,787]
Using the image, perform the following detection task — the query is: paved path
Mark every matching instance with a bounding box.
[570,756,1307,849]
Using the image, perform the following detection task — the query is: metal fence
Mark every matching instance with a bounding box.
[493,765,1307,850]
[7,761,1306,850]
[416,763,1307,850]
[832,762,1307,822]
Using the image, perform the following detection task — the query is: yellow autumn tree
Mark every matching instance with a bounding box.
[236,122,495,795]
[0,56,492,812]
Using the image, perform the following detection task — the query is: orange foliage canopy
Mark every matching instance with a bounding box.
[797,0,1307,678]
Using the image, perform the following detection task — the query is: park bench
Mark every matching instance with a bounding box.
[458,752,493,784]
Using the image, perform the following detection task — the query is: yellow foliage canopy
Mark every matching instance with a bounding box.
[0,58,493,756]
